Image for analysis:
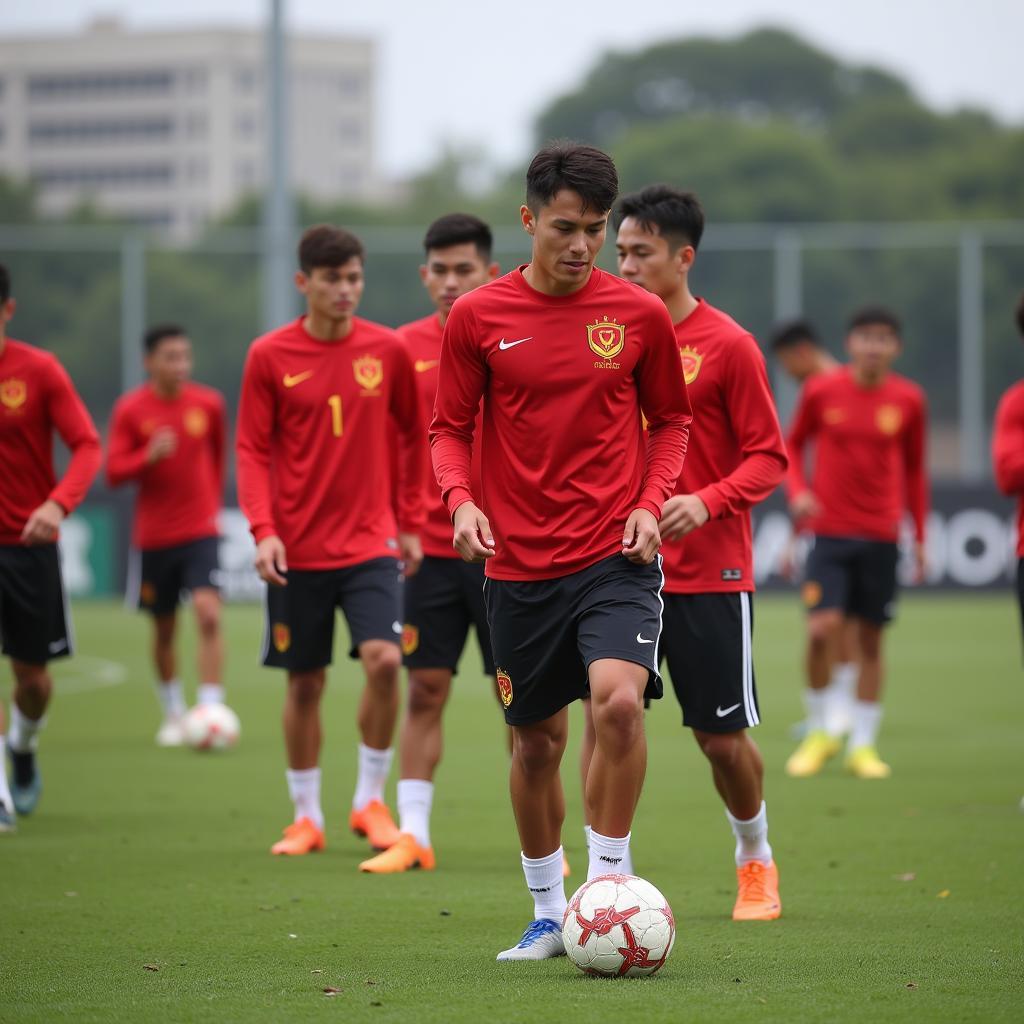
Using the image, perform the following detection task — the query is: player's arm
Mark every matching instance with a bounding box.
[23,358,102,545]
[630,303,693,563]
[236,346,287,586]
[105,399,152,486]
[389,344,427,576]
[430,301,493,562]
[784,382,821,521]
[663,336,788,541]
[992,389,1024,495]
[903,389,930,581]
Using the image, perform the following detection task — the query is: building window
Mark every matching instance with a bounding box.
[235,68,258,93]
[28,118,175,144]
[339,119,363,143]
[27,70,175,100]
[184,68,207,94]
[31,163,175,187]
[185,159,208,183]
[337,72,363,98]
[185,113,207,140]
[235,160,258,187]
[235,112,257,139]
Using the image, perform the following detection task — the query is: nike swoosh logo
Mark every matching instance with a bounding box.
[716,703,742,718]
[414,359,439,373]
[498,337,533,350]
[283,370,314,388]
[636,633,655,644]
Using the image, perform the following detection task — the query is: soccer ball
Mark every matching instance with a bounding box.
[562,874,675,978]
[183,703,240,751]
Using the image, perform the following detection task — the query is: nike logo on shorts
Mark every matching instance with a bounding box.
[498,337,532,350]
[636,633,655,644]
[716,703,742,718]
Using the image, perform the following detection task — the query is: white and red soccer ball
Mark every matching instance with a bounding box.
[562,874,675,978]
[183,703,240,751]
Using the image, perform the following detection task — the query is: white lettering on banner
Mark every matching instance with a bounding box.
[57,516,94,596]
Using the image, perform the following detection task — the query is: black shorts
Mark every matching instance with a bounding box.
[402,555,496,676]
[661,592,759,734]
[0,544,72,664]
[262,556,403,672]
[803,535,899,625]
[483,553,664,726]
[133,536,220,615]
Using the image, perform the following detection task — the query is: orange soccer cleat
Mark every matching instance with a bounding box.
[270,816,326,856]
[732,860,782,921]
[349,799,402,851]
[359,833,436,873]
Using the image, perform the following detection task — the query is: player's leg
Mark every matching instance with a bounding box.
[0,699,13,832]
[184,537,225,707]
[580,698,596,859]
[8,659,53,815]
[141,546,188,744]
[463,561,513,752]
[825,617,861,735]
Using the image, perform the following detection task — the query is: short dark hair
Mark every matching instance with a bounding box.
[848,305,902,336]
[525,141,618,214]
[770,318,821,352]
[144,323,188,354]
[613,184,705,251]
[423,213,493,262]
[0,263,10,304]
[1016,291,1024,337]
[298,224,365,274]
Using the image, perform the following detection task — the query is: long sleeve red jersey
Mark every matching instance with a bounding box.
[786,366,928,543]
[660,301,787,593]
[993,379,1024,558]
[106,381,225,549]
[430,266,692,581]
[0,338,101,545]
[236,316,426,570]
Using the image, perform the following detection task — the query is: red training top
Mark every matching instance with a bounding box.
[992,379,1024,558]
[0,338,101,545]
[106,381,225,549]
[786,366,928,543]
[236,316,426,570]
[660,300,787,594]
[430,266,692,580]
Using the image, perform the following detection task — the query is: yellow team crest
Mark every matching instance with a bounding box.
[273,622,291,653]
[876,404,902,436]
[801,580,823,609]
[184,406,208,438]
[679,346,702,385]
[353,355,384,393]
[401,624,419,656]
[1,378,27,411]
[587,317,626,361]
[497,669,513,708]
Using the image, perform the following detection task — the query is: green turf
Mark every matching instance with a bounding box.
[1,594,1022,1023]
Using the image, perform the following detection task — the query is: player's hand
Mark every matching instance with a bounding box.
[789,490,821,521]
[398,532,423,577]
[659,494,710,541]
[146,427,177,464]
[20,499,65,546]
[912,540,927,585]
[255,535,288,586]
[622,508,661,565]
[452,502,495,562]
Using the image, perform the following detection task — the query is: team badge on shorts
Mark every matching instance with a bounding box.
[587,317,626,362]
[802,580,823,608]
[679,345,702,385]
[273,622,291,652]
[1,378,27,411]
[184,406,208,437]
[876,404,903,435]
[401,624,419,656]
[496,669,513,708]
[353,355,384,394]
[139,581,157,606]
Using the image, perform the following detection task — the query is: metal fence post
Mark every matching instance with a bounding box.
[772,230,803,421]
[120,232,145,393]
[958,231,985,481]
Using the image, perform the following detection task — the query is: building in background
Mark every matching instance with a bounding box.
[0,17,376,236]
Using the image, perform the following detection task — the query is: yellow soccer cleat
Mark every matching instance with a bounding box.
[846,745,892,779]
[785,730,841,777]
[733,860,781,921]
[349,798,402,851]
[270,816,326,856]
[359,832,435,873]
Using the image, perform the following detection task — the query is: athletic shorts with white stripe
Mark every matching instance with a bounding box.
[659,591,759,733]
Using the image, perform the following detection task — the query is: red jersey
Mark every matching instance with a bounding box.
[430,267,692,581]
[106,382,225,549]
[0,338,101,545]
[786,366,928,543]
[992,379,1024,558]
[660,301,787,594]
[236,316,426,570]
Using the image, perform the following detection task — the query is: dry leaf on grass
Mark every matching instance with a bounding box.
[323,987,342,996]
[892,872,916,882]
[936,890,950,899]
[143,964,159,972]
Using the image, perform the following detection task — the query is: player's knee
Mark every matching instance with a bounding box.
[407,672,448,716]
[194,599,221,636]
[807,611,841,646]
[287,671,325,705]
[513,725,565,775]
[362,641,401,681]
[696,730,743,769]
[12,661,48,693]
[593,688,643,746]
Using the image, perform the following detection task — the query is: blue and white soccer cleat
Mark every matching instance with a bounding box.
[9,749,42,816]
[0,798,15,833]
[496,919,567,961]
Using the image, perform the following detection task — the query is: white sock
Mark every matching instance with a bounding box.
[522,847,567,923]
[0,736,13,808]
[830,662,858,697]
[804,688,829,733]
[848,700,883,751]
[156,679,186,719]
[352,744,393,809]
[397,778,433,847]
[197,683,224,706]
[285,767,324,828]
[8,705,45,753]
[588,829,631,880]
[726,801,773,866]
[584,824,591,849]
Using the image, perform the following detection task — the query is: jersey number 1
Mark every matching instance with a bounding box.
[327,395,343,437]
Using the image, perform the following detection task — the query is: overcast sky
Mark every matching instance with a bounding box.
[5,0,1022,177]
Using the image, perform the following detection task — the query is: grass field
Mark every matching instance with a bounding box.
[2,594,1022,1023]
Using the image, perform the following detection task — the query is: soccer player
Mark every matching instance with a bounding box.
[360,214,499,874]
[785,307,928,779]
[236,225,426,856]
[431,143,692,960]
[769,319,838,385]
[608,184,787,920]
[0,262,102,831]
[107,325,227,745]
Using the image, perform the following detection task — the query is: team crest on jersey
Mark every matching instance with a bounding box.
[679,346,702,385]
[802,581,823,609]
[876,404,902,435]
[0,378,27,411]
[497,669,513,708]
[401,624,419,656]
[273,623,291,653]
[587,317,626,364]
[353,355,384,393]
[184,406,208,438]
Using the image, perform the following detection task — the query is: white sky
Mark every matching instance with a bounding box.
[4,0,1022,177]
